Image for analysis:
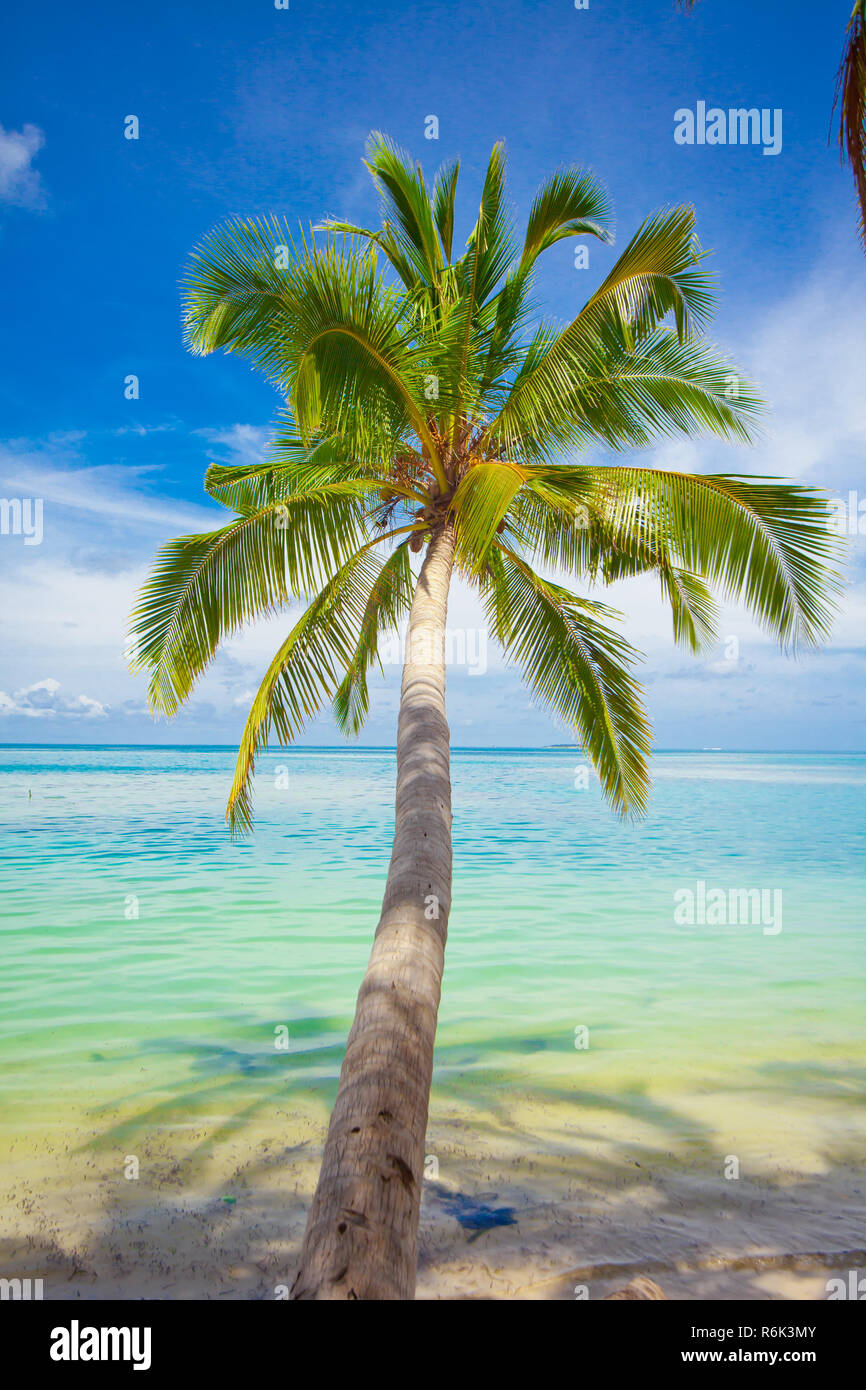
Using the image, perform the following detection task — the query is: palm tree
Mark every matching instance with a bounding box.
[128,134,840,1299]
[834,1,866,247]
[679,0,866,249]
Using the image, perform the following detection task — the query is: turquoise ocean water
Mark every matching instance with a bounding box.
[0,746,863,1181]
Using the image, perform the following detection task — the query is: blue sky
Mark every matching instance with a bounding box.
[1,0,864,749]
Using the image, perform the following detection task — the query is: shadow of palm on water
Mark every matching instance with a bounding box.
[79,1017,723,1163]
[77,1016,866,1180]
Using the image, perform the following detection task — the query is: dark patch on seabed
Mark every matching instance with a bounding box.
[425,1183,518,1241]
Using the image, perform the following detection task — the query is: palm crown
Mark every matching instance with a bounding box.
[128,134,840,833]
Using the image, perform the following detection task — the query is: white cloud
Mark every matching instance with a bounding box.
[0,678,107,719]
[197,423,271,466]
[113,423,174,438]
[0,445,221,536]
[751,277,866,489]
[0,438,225,729]
[0,123,46,209]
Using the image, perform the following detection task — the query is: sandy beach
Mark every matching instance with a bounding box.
[3,1078,864,1301]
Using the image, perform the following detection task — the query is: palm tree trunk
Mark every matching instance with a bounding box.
[291,522,455,1300]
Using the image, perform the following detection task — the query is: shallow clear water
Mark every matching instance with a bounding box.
[0,746,863,1169]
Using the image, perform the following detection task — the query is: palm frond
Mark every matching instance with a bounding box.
[432,159,460,263]
[333,540,414,734]
[660,566,719,652]
[475,264,538,396]
[450,460,528,573]
[202,433,351,513]
[314,217,420,294]
[833,0,866,247]
[364,132,444,284]
[567,330,763,449]
[437,143,517,442]
[591,466,842,651]
[489,327,762,464]
[226,547,392,836]
[521,166,614,267]
[183,214,297,358]
[509,471,720,651]
[184,221,446,486]
[127,484,373,715]
[482,547,651,814]
[483,206,720,457]
[459,141,517,308]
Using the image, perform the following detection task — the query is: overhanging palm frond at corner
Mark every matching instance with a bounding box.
[834,0,866,247]
[680,0,866,251]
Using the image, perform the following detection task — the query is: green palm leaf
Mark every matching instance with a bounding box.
[482,547,651,814]
[432,159,460,262]
[450,460,528,573]
[659,567,719,652]
[127,484,374,716]
[484,206,719,458]
[520,166,614,267]
[227,547,392,835]
[363,132,444,285]
[595,467,842,650]
[459,141,517,309]
[333,540,414,735]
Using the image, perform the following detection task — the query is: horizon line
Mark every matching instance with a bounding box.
[0,743,863,754]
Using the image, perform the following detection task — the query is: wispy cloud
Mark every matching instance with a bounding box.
[113,423,175,438]
[0,123,46,209]
[0,441,221,535]
[197,423,271,466]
